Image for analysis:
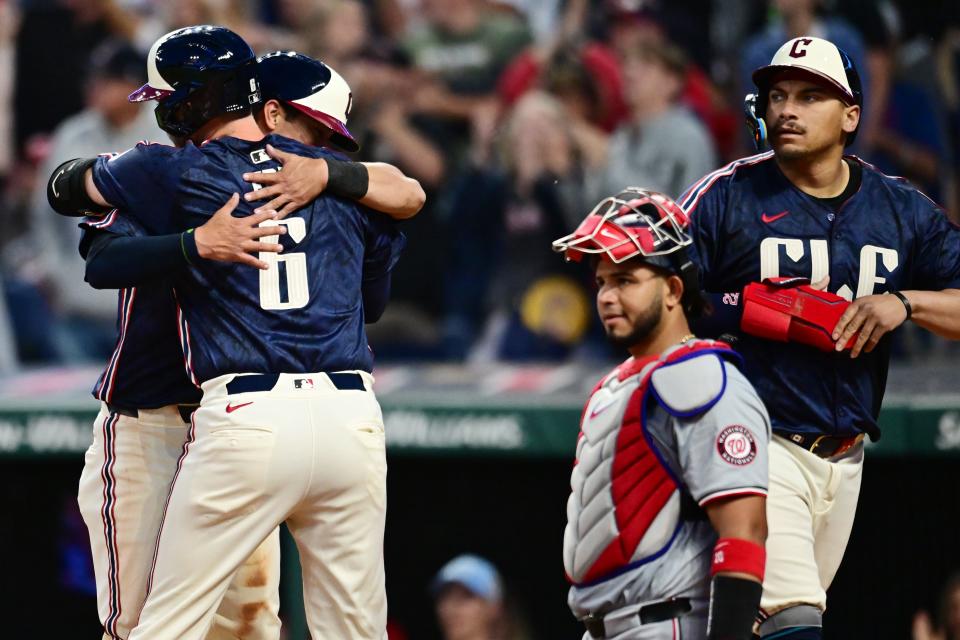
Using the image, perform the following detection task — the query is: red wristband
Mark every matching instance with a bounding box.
[710,538,766,581]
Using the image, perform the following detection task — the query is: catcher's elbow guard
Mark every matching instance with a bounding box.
[740,279,856,351]
[47,157,112,217]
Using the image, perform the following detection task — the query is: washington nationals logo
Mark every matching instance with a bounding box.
[789,38,813,58]
[716,425,757,465]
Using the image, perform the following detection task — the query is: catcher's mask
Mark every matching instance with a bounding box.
[552,187,704,317]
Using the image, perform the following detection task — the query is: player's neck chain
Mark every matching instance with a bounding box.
[679,333,696,344]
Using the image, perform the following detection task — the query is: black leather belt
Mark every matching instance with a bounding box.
[106,403,197,423]
[582,598,691,638]
[225,372,366,395]
[778,431,864,458]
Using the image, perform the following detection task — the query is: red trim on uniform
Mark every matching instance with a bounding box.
[617,353,659,382]
[143,413,197,609]
[98,412,123,639]
[710,537,766,581]
[97,287,136,402]
[172,290,200,387]
[679,152,775,216]
[699,488,767,507]
[85,209,119,228]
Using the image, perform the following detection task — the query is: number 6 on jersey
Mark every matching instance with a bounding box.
[259,217,308,310]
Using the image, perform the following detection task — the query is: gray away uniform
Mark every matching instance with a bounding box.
[564,340,771,639]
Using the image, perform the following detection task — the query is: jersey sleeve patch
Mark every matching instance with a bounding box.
[716,425,758,465]
[650,353,726,417]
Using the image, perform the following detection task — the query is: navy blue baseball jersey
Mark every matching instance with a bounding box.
[78,212,201,408]
[91,134,405,383]
[681,151,960,440]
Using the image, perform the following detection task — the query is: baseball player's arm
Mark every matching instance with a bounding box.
[702,496,767,640]
[83,196,285,288]
[833,203,960,355]
[361,211,405,322]
[46,157,114,215]
[361,272,391,323]
[242,144,425,219]
[832,288,960,357]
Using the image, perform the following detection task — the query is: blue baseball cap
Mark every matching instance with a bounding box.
[431,554,503,602]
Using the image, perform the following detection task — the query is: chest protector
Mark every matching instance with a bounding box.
[563,340,739,586]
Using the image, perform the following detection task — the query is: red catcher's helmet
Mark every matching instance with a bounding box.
[552,187,703,315]
[552,187,691,267]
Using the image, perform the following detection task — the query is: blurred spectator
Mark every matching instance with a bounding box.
[913,573,960,640]
[599,2,739,160]
[448,92,595,362]
[130,0,298,56]
[939,26,960,219]
[366,0,533,359]
[399,0,532,176]
[740,0,870,151]
[21,40,160,362]
[869,49,951,205]
[14,0,140,151]
[0,280,17,373]
[499,41,628,134]
[0,0,18,181]
[833,1,899,157]
[591,41,717,200]
[431,554,528,640]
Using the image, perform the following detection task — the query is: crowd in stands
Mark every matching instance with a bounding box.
[1,0,959,369]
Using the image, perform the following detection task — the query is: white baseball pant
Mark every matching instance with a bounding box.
[759,434,864,616]
[129,371,388,640]
[77,403,281,640]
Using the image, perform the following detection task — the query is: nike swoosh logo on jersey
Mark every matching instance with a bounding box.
[589,399,617,419]
[761,210,790,223]
[225,401,254,413]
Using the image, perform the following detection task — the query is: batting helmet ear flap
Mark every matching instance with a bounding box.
[744,93,768,151]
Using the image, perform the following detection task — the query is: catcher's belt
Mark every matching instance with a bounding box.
[581,597,692,638]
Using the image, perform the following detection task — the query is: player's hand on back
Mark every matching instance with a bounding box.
[831,291,911,358]
[243,144,327,219]
[193,193,285,270]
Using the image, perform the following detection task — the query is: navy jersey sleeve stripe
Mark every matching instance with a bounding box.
[84,210,119,229]
[173,290,201,388]
[94,287,137,402]
[679,151,774,214]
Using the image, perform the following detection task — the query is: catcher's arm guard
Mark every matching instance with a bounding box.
[741,277,856,351]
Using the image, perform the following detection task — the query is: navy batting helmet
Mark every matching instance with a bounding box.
[257,51,358,152]
[129,25,261,138]
[745,36,863,150]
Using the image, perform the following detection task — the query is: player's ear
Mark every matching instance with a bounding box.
[842,104,860,136]
[664,274,684,310]
[261,100,284,132]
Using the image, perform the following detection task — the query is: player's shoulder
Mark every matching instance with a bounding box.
[104,139,179,164]
[648,340,742,417]
[853,156,947,217]
[261,134,346,161]
[679,151,775,214]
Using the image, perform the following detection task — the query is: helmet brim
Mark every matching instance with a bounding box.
[286,101,360,152]
[752,65,856,106]
[128,83,175,103]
